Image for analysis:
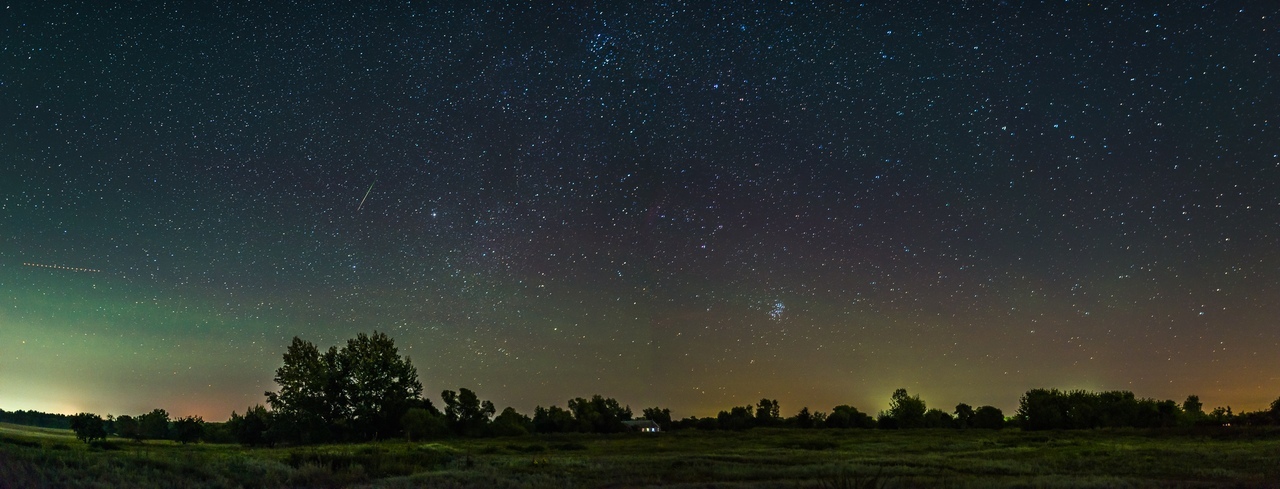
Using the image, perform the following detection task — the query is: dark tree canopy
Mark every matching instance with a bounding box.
[341,332,424,440]
[954,403,975,429]
[115,414,141,442]
[401,407,448,441]
[923,408,955,428]
[826,405,876,429]
[139,408,170,440]
[1017,388,1186,430]
[172,416,205,444]
[793,407,815,429]
[265,338,346,442]
[755,399,781,426]
[533,405,577,433]
[886,388,927,429]
[972,406,1005,429]
[568,395,632,433]
[717,405,755,431]
[442,388,495,436]
[0,409,71,430]
[490,407,533,437]
[69,412,106,444]
[226,405,273,446]
[265,332,423,442]
[642,407,673,431]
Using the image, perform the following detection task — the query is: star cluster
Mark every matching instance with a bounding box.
[2,2,1277,419]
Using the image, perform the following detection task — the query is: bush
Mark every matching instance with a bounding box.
[69,413,107,444]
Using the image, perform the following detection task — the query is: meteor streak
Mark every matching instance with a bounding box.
[357,181,375,211]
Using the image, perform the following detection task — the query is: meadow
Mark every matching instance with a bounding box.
[2,421,1278,488]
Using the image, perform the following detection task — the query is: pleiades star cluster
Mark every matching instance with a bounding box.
[1,2,1276,420]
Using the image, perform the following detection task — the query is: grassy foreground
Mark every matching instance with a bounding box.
[2,422,1279,488]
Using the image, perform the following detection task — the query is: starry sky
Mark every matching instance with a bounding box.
[2,2,1278,421]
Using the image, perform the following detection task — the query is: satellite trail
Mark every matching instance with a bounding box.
[23,262,100,273]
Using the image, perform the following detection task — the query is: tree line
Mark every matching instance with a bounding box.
[67,409,204,445]
[52,332,1280,445]
[0,408,71,429]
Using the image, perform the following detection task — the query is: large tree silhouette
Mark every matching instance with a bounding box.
[266,331,422,441]
[266,337,343,442]
[442,388,495,436]
[885,388,926,429]
[341,332,423,440]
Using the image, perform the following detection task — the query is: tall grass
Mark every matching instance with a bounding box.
[2,423,1279,488]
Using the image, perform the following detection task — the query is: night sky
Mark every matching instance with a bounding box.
[3,2,1277,422]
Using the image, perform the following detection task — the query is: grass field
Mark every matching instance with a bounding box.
[2,422,1279,488]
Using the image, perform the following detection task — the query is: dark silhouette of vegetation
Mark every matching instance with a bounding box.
[441,387,496,436]
[532,405,577,433]
[793,407,816,429]
[923,408,955,428]
[972,406,1005,429]
[266,332,422,442]
[36,332,1280,455]
[642,407,673,431]
[172,416,204,444]
[490,407,533,436]
[114,414,141,441]
[954,403,975,428]
[342,332,423,440]
[401,407,448,441]
[0,409,71,429]
[1015,388,1229,430]
[69,413,107,443]
[755,398,781,426]
[826,405,876,429]
[1271,396,1280,424]
[138,409,170,440]
[879,388,926,429]
[568,395,633,433]
[225,405,273,446]
[718,405,756,430]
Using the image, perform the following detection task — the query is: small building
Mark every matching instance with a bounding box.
[622,419,661,433]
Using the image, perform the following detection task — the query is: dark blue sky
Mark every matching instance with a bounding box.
[2,2,1277,420]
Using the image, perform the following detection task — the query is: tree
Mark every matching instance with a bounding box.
[886,388,926,429]
[717,405,754,431]
[138,408,170,440]
[1182,395,1203,417]
[1017,389,1069,431]
[954,403,975,429]
[826,405,875,429]
[266,332,423,442]
[340,332,423,440]
[226,405,273,446]
[200,421,235,444]
[642,407,673,431]
[401,407,448,441]
[172,416,204,444]
[533,405,577,433]
[755,399,781,427]
[793,407,815,429]
[69,413,106,444]
[265,337,344,442]
[442,388,495,436]
[568,395,632,433]
[115,414,142,442]
[923,408,955,428]
[1270,397,1280,425]
[1209,406,1233,425]
[490,407,533,437]
[972,406,1005,429]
